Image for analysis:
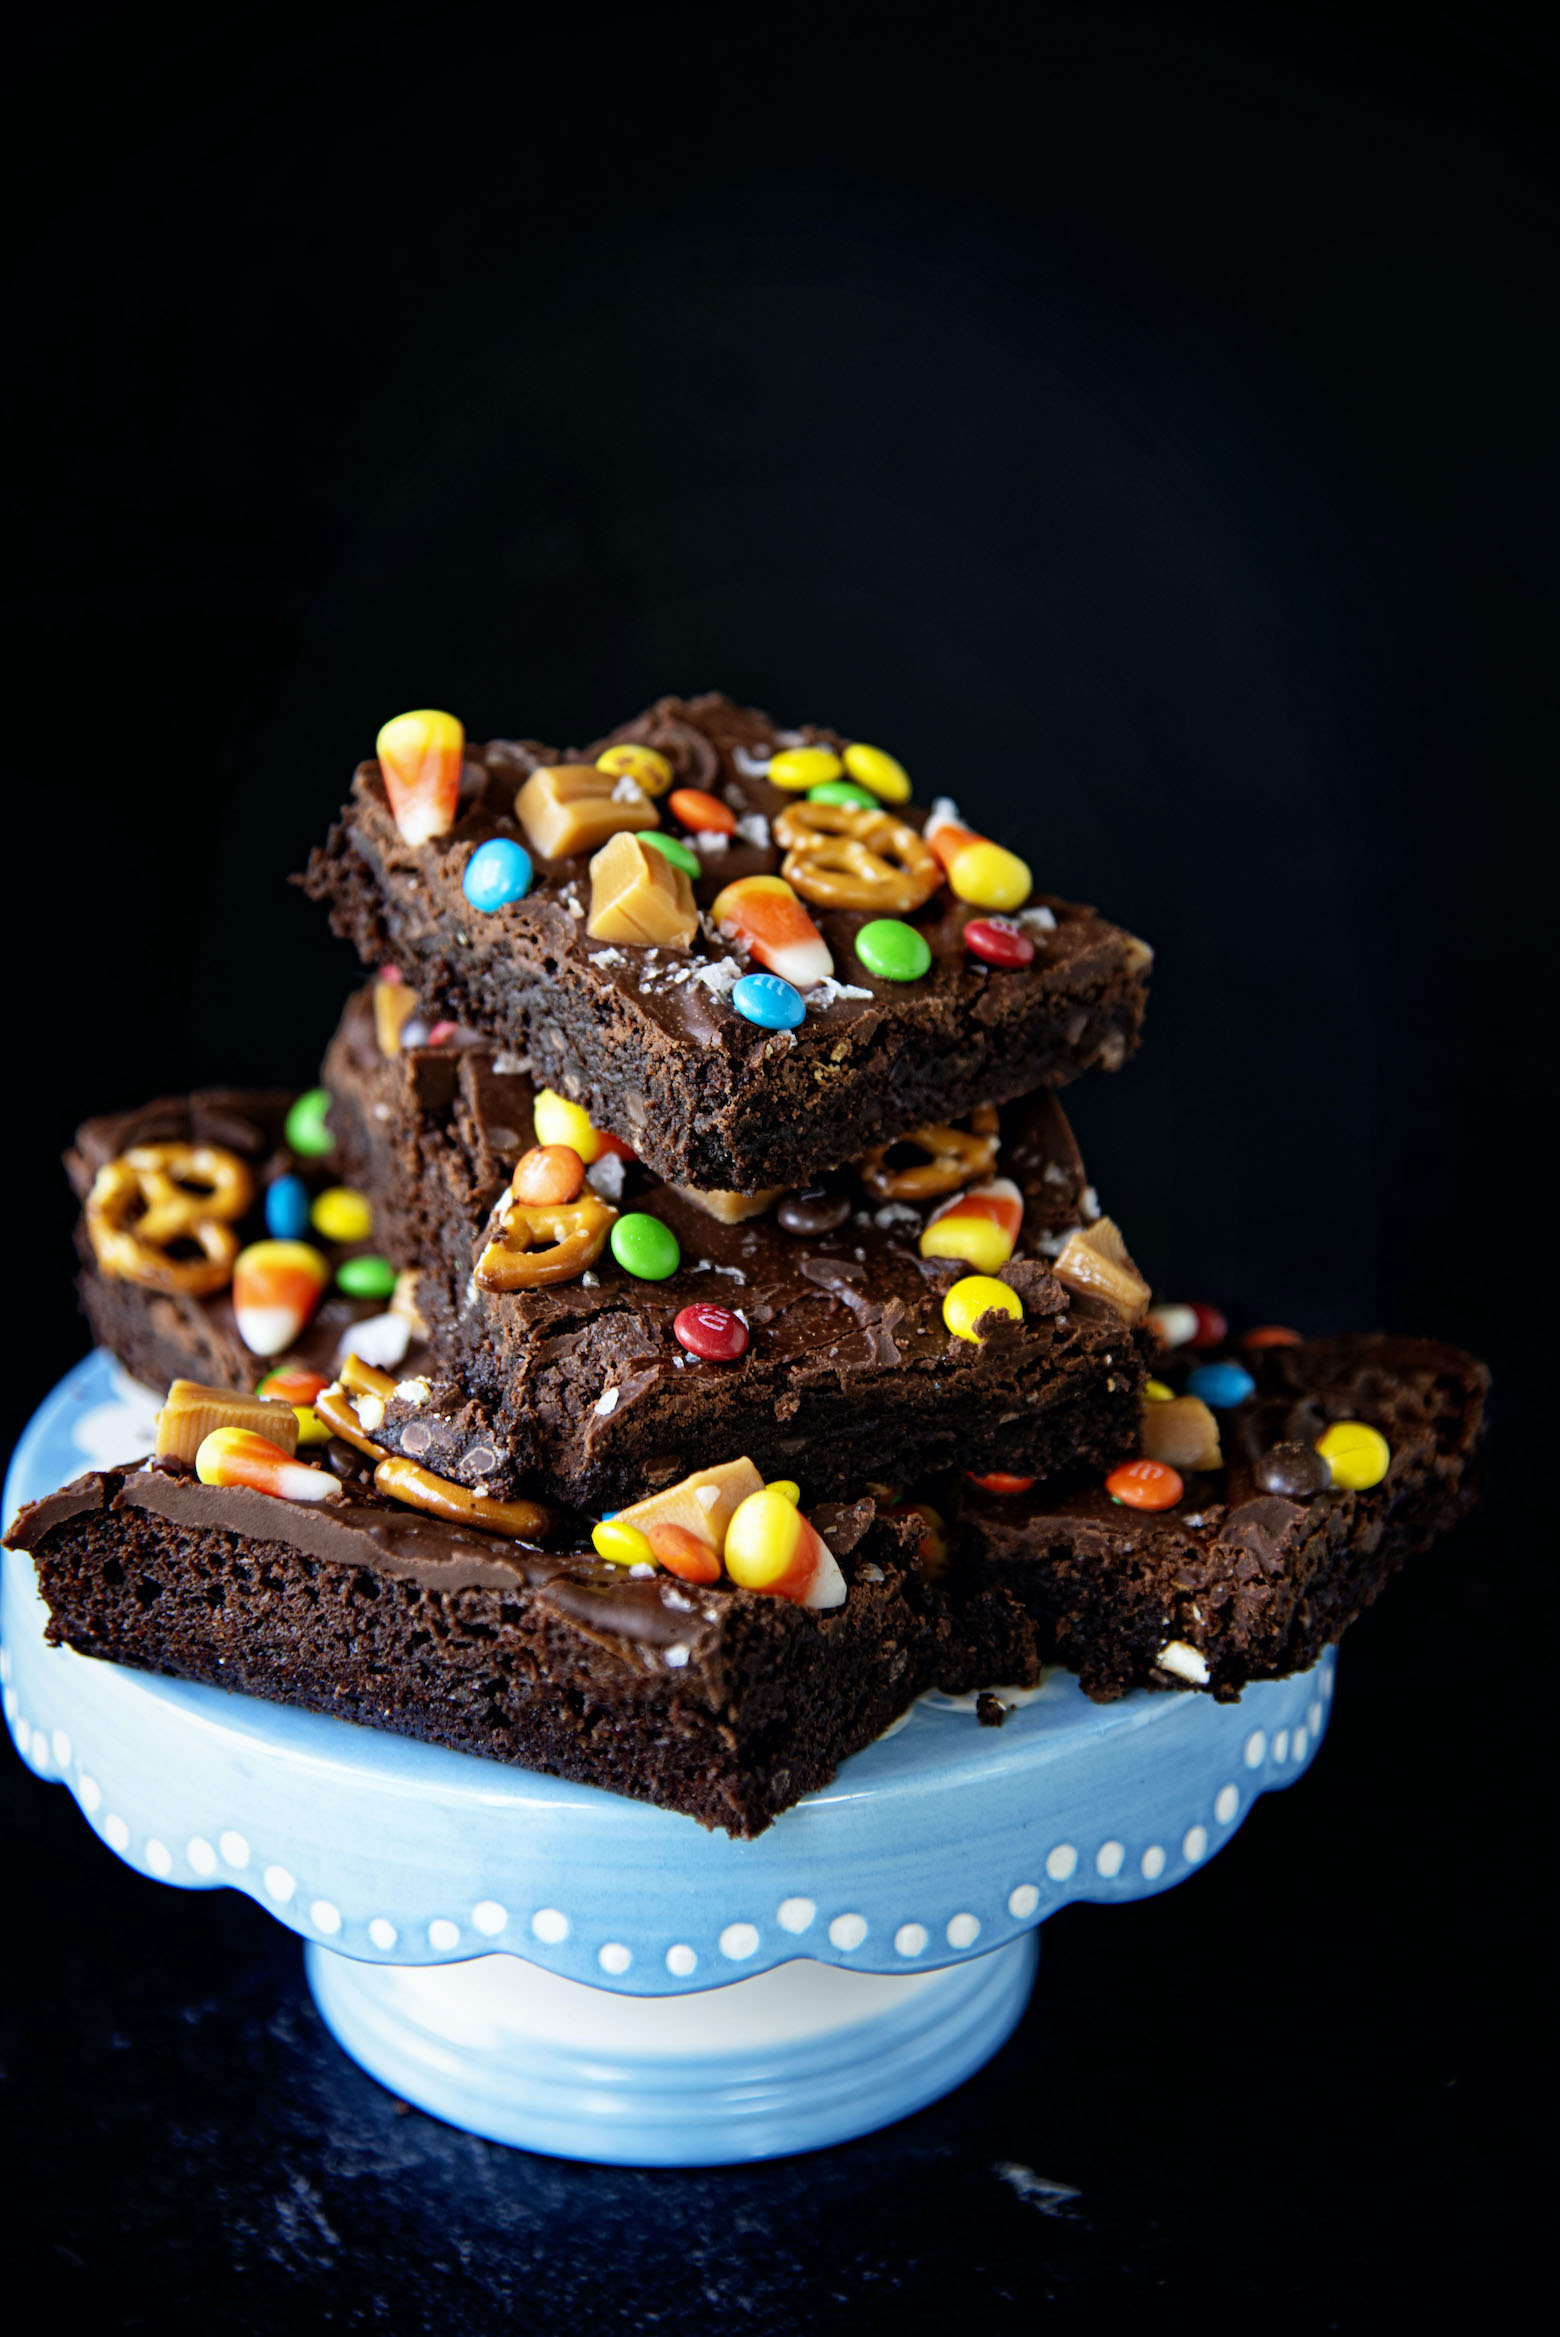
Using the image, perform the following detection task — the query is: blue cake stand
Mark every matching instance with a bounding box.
[3,1353,1331,2164]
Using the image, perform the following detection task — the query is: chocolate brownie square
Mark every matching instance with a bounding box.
[300,693,1151,1193]
[321,990,1153,1509]
[956,1333,1488,1700]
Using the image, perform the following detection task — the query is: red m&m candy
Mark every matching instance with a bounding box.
[1105,1458,1184,1512]
[673,1303,749,1362]
[963,918,1035,970]
[1188,1304,1228,1349]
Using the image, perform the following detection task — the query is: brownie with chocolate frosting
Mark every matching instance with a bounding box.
[5,1461,1037,1835]
[299,692,1151,1194]
[321,989,1152,1509]
[956,1334,1488,1702]
[66,1089,426,1397]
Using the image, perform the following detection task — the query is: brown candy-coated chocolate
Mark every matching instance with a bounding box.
[1254,1440,1332,1498]
[777,1187,853,1235]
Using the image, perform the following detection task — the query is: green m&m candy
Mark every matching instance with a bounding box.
[854,917,932,983]
[610,1212,681,1281]
[285,1086,333,1157]
[806,779,878,809]
[336,1254,398,1300]
[641,831,702,880]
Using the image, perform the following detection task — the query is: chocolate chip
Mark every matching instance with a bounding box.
[1254,1440,1330,1498]
[778,1186,851,1235]
[464,1444,501,1475]
[399,1421,435,1457]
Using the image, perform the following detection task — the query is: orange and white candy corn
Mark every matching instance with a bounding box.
[194,1426,345,1504]
[924,798,1032,912]
[918,1177,1024,1274]
[723,1486,847,1609]
[376,709,465,846]
[711,874,834,990]
[232,1239,330,1357]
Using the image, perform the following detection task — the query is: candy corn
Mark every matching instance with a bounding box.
[919,1177,1024,1273]
[232,1240,330,1357]
[723,1486,846,1608]
[194,1426,345,1504]
[376,709,465,846]
[924,799,1031,912]
[531,1088,635,1166]
[712,874,834,989]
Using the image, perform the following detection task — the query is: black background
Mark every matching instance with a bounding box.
[2,4,1551,2327]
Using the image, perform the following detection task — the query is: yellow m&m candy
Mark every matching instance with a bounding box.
[767,746,844,791]
[942,1275,1024,1343]
[595,742,674,797]
[532,1088,634,1167]
[842,742,912,803]
[311,1187,373,1244]
[1315,1420,1391,1491]
[593,1518,655,1566]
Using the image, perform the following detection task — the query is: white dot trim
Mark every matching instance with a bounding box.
[1141,1845,1166,1881]
[471,1900,508,1937]
[598,1942,632,1976]
[1215,1784,1239,1824]
[1183,1825,1208,1864]
[263,1864,295,1902]
[219,1830,250,1869]
[1244,1729,1267,1769]
[104,1813,130,1853]
[145,1838,173,1878]
[719,1922,759,1961]
[428,1918,460,1952]
[52,1729,71,1768]
[368,1918,398,1951]
[895,1922,929,1957]
[1308,1699,1324,1737]
[310,1898,342,1935]
[1045,1843,1078,1882]
[77,1773,101,1813]
[777,1897,816,1934]
[829,1913,867,1951]
[531,1907,569,1945]
[186,1836,217,1877]
[946,1913,981,1949]
[1273,1729,1290,1764]
[666,1944,698,1977]
[1096,1840,1125,1878]
[1292,1725,1309,1761]
[1008,1884,1039,1919]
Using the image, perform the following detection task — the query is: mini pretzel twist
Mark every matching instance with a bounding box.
[858,1107,1000,1202]
[85,1143,255,1295]
[475,1189,616,1290]
[773,800,942,914]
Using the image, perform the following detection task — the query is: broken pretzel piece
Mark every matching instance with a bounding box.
[373,1454,552,1541]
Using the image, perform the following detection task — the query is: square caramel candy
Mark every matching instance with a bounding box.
[153,1380,301,1465]
[515,765,661,861]
[586,830,699,950]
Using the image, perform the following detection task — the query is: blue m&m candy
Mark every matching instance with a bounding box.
[1186,1361,1257,1409]
[731,971,806,1030]
[462,837,533,913]
[265,1174,311,1241]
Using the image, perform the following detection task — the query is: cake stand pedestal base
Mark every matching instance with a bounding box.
[307,1933,1039,2163]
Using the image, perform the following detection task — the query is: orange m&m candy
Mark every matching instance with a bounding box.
[668,787,736,835]
[1243,1325,1303,1348]
[645,1522,724,1584]
[1105,1458,1184,1512]
[967,1472,1037,1495]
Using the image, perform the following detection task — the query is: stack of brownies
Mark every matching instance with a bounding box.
[7,695,1487,1835]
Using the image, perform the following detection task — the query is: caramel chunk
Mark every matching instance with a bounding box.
[586,830,699,950]
[668,1183,785,1224]
[1141,1394,1223,1472]
[616,1457,764,1550]
[515,765,660,861]
[1052,1217,1151,1324]
[153,1379,300,1465]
